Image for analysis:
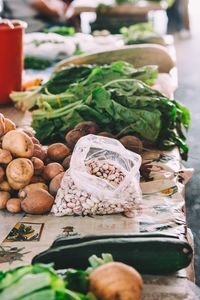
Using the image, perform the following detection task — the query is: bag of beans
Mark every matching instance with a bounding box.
[52,134,142,216]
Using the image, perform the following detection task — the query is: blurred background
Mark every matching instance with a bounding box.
[1,0,200,286]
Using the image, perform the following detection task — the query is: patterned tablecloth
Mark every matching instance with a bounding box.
[0,147,196,299]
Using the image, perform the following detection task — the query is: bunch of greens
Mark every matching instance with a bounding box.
[11,61,158,108]
[44,26,75,36]
[24,56,52,70]
[31,78,189,158]
[120,23,165,45]
[0,254,113,300]
[10,61,190,158]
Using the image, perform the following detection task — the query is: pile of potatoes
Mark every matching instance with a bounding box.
[0,114,71,215]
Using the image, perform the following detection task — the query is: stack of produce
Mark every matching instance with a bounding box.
[0,113,73,215]
[120,22,166,45]
[11,61,190,159]
[0,254,143,300]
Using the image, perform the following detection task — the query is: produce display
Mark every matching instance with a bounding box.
[0,7,195,300]
[120,23,165,45]
[0,253,143,300]
[0,113,72,215]
[0,113,144,216]
[52,135,141,216]
[11,61,189,158]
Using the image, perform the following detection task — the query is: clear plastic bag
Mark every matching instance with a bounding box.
[52,135,142,216]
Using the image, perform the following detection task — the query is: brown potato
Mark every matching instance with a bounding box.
[42,163,64,181]
[0,181,12,192]
[89,262,143,300]
[19,182,48,199]
[6,198,22,213]
[30,175,46,184]
[0,167,5,183]
[33,144,47,161]
[2,130,34,158]
[22,129,35,138]
[21,189,54,214]
[62,155,71,170]
[47,143,70,162]
[6,158,34,190]
[4,118,16,133]
[31,136,41,145]
[49,172,64,196]
[65,129,86,149]
[120,136,143,154]
[31,157,44,175]
[75,121,99,134]
[0,113,5,137]
[98,132,115,138]
[0,149,12,164]
[0,191,10,209]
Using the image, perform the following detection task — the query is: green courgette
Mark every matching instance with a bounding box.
[32,237,193,275]
[51,233,179,248]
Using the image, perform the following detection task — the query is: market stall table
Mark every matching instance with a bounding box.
[68,0,168,16]
[0,105,195,298]
[67,0,169,33]
[0,42,195,298]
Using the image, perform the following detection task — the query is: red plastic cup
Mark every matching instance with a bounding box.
[0,20,27,105]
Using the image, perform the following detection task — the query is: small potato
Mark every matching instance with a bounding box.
[30,175,46,184]
[6,158,34,190]
[65,129,86,149]
[120,136,143,154]
[2,130,34,158]
[6,198,22,213]
[0,191,10,209]
[4,118,16,133]
[31,136,41,145]
[31,157,44,175]
[98,132,115,138]
[0,181,12,192]
[62,155,71,170]
[19,182,48,199]
[47,143,70,162]
[22,130,35,138]
[21,189,54,214]
[42,163,64,181]
[89,262,143,300]
[49,172,64,196]
[0,167,5,183]
[0,149,13,164]
[75,121,99,134]
[0,113,5,137]
[33,144,47,161]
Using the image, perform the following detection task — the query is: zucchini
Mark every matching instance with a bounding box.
[51,233,179,248]
[55,44,175,73]
[33,237,193,274]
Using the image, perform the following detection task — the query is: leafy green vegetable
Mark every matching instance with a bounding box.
[44,26,75,36]
[31,77,189,158]
[0,254,111,300]
[10,61,189,157]
[120,22,165,45]
[64,269,89,294]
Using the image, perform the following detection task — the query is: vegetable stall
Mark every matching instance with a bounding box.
[0,17,198,299]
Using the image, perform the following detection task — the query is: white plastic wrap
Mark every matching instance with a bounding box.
[52,135,142,216]
[24,32,76,61]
